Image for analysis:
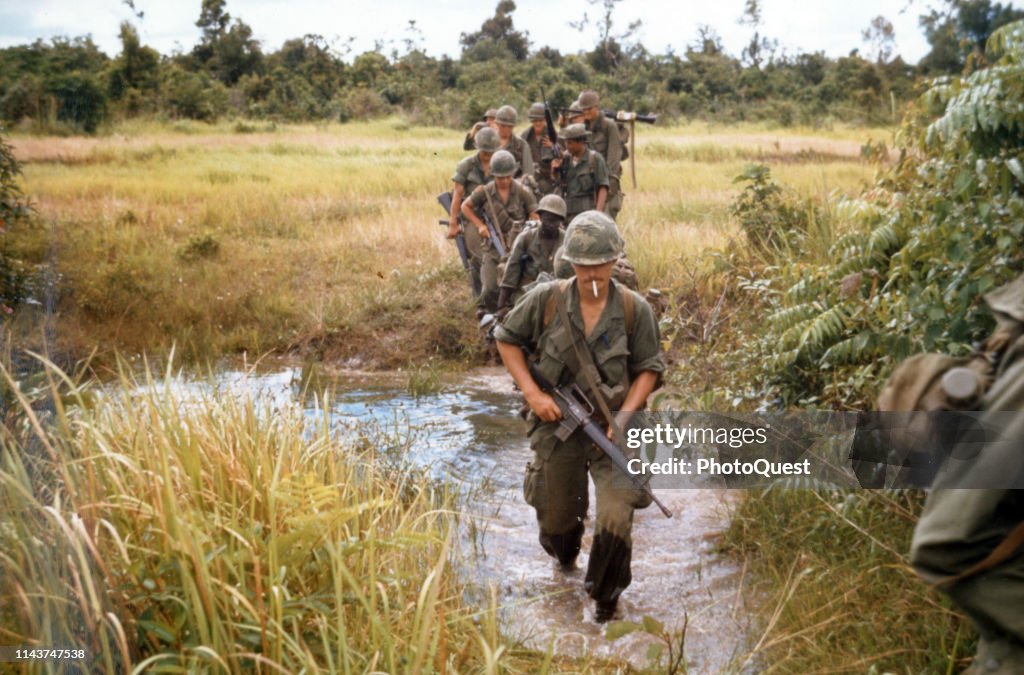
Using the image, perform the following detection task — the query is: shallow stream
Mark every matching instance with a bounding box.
[180,364,755,672]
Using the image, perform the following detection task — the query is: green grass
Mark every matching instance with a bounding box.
[0,354,627,672]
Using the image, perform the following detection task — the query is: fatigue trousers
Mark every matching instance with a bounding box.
[464,224,509,313]
[606,178,623,220]
[523,425,649,605]
[910,351,1024,656]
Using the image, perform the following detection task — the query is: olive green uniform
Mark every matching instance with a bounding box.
[451,154,493,298]
[521,127,557,196]
[910,273,1024,671]
[500,134,534,180]
[585,114,624,218]
[500,224,565,304]
[562,150,610,224]
[494,279,664,607]
[466,181,537,312]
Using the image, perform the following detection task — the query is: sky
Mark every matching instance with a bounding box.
[0,0,1016,65]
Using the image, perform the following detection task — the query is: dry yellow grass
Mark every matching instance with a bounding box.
[8,118,886,364]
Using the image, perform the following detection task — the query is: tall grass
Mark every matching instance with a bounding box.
[7,119,883,365]
[0,355,556,672]
[723,490,971,674]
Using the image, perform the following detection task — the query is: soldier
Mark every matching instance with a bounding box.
[553,123,610,224]
[463,107,498,151]
[522,102,557,197]
[449,126,500,301]
[496,194,567,319]
[494,105,534,180]
[461,149,539,316]
[493,211,664,623]
[579,90,625,219]
[906,272,1024,674]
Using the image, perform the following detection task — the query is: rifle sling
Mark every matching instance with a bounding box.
[551,280,629,451]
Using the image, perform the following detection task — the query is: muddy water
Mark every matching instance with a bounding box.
[191,365,754,672]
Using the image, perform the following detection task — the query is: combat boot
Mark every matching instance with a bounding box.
[594,599,617,623]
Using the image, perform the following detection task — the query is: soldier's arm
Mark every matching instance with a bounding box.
[461,188,490,238]
[596,186,608,212]
[449,182,465,238]
[605,119,623,177]
[520,141,535,178]
[595,154,610,211]
[495,341,562,422]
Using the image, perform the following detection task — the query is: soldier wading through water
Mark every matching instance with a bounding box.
[494,211,664,622]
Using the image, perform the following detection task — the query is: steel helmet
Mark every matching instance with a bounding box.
[560,211,624,265]
[489,150,517,177]
[537,194,567,219]
[475,126,500,152]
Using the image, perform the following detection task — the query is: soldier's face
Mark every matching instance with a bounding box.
[572,260,615,295]
[485,118,498,130]
[583,106,599,121]
[494,175,513,189]
[566,138,586,156]
[531,119,546,134]
[479,151,494,165]
[497,123,513,140]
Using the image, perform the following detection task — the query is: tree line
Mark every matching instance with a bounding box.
[1,0,1022,134]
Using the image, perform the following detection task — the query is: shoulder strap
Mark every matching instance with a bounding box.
[621,283,635,338]
[543,279,572,329]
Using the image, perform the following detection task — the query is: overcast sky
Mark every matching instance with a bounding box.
[0,0,1017,64]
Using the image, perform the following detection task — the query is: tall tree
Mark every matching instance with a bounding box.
[862,15,896,64]
[919,0,1024,74]
[460,0,530,61]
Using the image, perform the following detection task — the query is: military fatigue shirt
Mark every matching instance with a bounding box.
[495,279,664,408]
[501,134,535,180]
[562,150,610,218]
[451,153,492,224]
[467,180,538,243]
[521,127,556,194]
[501,225,565,293]
[586,114,623,179]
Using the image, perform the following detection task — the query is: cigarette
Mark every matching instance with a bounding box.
[592,280,599,298]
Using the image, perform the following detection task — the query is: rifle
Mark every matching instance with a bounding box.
[524,354,673,519]
[555,108,658,125]
[540,87,566,192]
[436,191,480,296]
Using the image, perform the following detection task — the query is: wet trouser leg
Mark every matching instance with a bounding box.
[585,450,643,604]
[523,429,645,603]
[523,433,588,566]
[463,223,484,301]
[478,248,501,313]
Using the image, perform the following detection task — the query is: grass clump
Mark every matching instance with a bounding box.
[0,355,547,672]
[723,490,972,673]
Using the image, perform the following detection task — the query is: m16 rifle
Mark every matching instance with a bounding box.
[540,87,566,193]
[524,353,673,519]
[437,191,480,296]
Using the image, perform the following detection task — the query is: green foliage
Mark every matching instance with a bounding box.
[740,19,1024,408]
[177,233,220,262]
[606,613,689,673]
[0,131,37,314]
[730,164,820,254]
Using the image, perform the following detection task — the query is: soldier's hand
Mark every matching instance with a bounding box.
[525,390,562,422]
[541,135,553,148]
[447,223,461,239]
[551,156,563,170]
[477,226,489,238]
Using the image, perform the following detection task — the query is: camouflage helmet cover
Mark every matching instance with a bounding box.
[489,149,517,176]
[495,105,518,126]
[527,102,546,120]
[561,210,624,265]
[475,126,500,152]
[537,194,567,218]
[567,99,584,114]
[484,108,498,119]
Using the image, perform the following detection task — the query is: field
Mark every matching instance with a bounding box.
[8,118,885,367]
[4,119,974,673]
